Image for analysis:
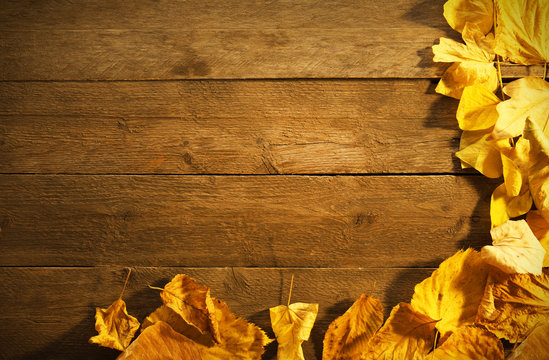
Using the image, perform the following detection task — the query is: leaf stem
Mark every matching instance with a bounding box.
[119,268,132,299]
[287,274,295,306]
[544,62,547,80]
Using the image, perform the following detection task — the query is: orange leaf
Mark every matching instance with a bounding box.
[425,325,503,360]
[89,298,140,351]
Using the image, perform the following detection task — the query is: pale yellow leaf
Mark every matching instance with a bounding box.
[322,294,383,360]
[524,118,549,222]
[490,183,532,227]
[456,130,503,178]
[89,298,140,351]
[362,303,436,360]
[443,0,493,34]
[476,268,549,342]
[425,325,503,360]
[160,274,221,343]
[457,84,501,130]
[494,0,549,65]
[507,323,549,360]
[493,77,549,140]
[481,219,546,275]
[526,210,549,267]
[411,249,490,338]
[270,302,318,360]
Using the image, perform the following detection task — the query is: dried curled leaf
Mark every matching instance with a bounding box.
[494,0,549,65]
[526,210,549,267]
[481,220,546,275]
[433,23,497,99]
[507,323,549,360]
[322,294,383,360]
[476,268,549,342]
[443,0,493,34]
[89,298,140,351]
[493,77,549,140]
[362,303,436,360]
[270,302,319,360]
[411,249,490,337]
[160,274,221,343]
[524,118,549,222]
[425,325,504,360]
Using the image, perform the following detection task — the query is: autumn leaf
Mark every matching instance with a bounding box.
[117,321,208,360]
[89,269,140,351]
[457,131,503,177]
[456,84,501,131]
[476,268,549,342]
[524,118,549,222]
[526,210,549,267]
[493,77,549,140]
[481,219,546,275]
[362,303,436,360]
[159,274,221,343]
[411,249,490,338]
[322,294,383,360]
[433,22,497,99]
[443,0,493,35]
[507,323,549,360]
[425,325,504,360]
[490,183,532,227]
[270,302,319,360]
[494,0,549,65]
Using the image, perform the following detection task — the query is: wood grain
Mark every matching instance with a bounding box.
[0,79,466,174]
[0,175,495,267]
[0,266,435,360]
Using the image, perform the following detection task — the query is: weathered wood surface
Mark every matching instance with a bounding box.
[0,0,541,80]
[0,266,435,360]
[0,79,464,174]
[0,175,495,267]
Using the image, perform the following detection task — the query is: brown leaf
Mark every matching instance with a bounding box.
[322,294,383,360]
[507,323,549,360]
[411,249,490,338]
[160,274,221,343]
[476,268,549,342]
[362,303,436,360]
[425,325,503,360]
[89,298,140,351]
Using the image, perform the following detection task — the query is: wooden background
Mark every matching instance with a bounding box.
[1,1,539,359]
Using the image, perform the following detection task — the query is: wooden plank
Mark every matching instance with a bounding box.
[0,266,435,360]
[0,79,466,174]
[0,175,495,267]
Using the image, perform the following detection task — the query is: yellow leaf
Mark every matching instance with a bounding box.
[322,294,383,360]
[89,298,140,351]
[493,77,549,140]
[425,325,504,360]
[526,210,549,267]
[433,23,497,99]
[507,323,549,360]
[524,118,549,222]
[411,249,490,338]
[270,302,319,360]
[456,130,503,178]
[494,0,549,65]
[457,84,501,131]
[490,183,532,227]
[476,268,549,342]
[443,0,493,34]
[160,274,221,343]
[117,321,210,360]
[362,303,436,360]
[481,219,546,275]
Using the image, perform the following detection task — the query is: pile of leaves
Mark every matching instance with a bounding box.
[89,0,549,358]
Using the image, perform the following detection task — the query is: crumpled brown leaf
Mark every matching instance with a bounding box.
[322,294,383,360]
[270,302,319,360]
[89,298,140,351]
[425,325,504,360]
[362,303,436,360]
[160,274,221,343]
[526,210,549,267]
[494,0,549,65]
[411,248,490,338]
[476,268,549,342]
[481,219,546,275]
[507,323,549,360]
